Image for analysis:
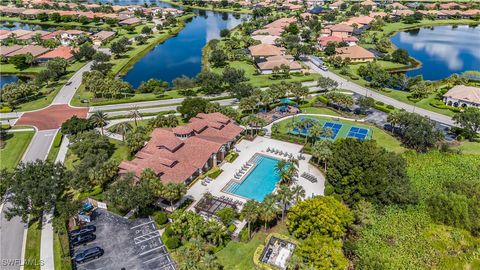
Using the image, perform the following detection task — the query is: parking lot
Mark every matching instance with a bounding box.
[72,209,175,270]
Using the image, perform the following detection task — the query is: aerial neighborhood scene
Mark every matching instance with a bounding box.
[1,0,480,269]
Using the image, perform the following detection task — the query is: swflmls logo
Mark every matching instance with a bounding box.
[2,259,44,266]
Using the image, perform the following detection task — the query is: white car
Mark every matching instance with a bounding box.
[320,65,329,71]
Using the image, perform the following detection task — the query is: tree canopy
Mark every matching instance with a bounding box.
[326,139,417,205]
[286,196,353,239]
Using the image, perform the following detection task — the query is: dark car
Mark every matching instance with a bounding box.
[66,81,73,86]
[71,233,96,246]
[70,225,96,239]
[74,247,104,264]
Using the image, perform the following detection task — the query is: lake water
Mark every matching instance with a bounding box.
[122,10,248,87]
[89,0,175,8]
[0,75,19,89]
[390,25,480,80]
[0,21,53,31]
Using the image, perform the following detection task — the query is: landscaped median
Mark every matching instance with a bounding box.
[0,130,35,170]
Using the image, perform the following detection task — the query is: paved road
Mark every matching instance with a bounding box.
[306,62,455,126]
[0,197,27,270]
[93,98,237,117]
[53,62,93,105]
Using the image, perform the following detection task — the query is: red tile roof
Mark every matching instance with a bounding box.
[36,46,76,60]
[119,113,244,183]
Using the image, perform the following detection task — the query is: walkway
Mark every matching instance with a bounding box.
[305,61,455,126]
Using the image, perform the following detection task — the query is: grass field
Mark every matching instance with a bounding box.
[53,232,72,270]
[275,115,404,153]
[0,131,34,170]
[451,141,480,155]
[300,106,341,116]
[46,132,62,162]
[24,219,42,270]
[355,151,480,269]
[216,223,289,269]
[159,0,252,14]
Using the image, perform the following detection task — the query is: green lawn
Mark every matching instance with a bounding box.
[24,219,42,270]
[275,115,404,153]
[0,16,112,29]
[451,141,480,155]
[53,232,72,270]
[212,61,321,88]
[300,106,341,116]
[355,151,480,269]
[0,131,34,170]
[216,223,289,269]
[46,132,63,162]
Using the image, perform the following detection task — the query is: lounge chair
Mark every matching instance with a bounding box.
[201,181,207,186]
[267,147,271,152]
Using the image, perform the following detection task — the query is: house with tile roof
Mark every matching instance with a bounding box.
[119,113,244,184]
[443,85,480,108]
[36,46,76,62]
[335,45,375,62]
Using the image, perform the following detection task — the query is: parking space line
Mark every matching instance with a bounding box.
[142,253,170,264]
[130,220,154,230]
[139,245,164,256]
[134,231,161,244]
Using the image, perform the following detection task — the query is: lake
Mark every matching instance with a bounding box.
[0,21,53,31]
[0,75,19,89]
[390,25,480,80]
[122,10,248,87]
[89,0,175,8]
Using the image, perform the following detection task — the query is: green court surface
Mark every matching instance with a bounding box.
[287,116,373,141]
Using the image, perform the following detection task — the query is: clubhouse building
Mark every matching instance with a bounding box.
[119,113,244,185]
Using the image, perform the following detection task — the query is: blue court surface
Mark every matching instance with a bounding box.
[322,122,342,139]
[347,126,369,140]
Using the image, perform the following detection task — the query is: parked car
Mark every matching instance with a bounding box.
[71,233,96,246]
[66,81,72,86]
[70,225,96,239]
[74,247,104,264]
[320,65,329,71]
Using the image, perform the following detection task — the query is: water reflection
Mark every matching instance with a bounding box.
[122,10,248,87]
[390,25,480,80]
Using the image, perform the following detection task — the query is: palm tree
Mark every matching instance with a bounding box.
[311,141,332,171]
[89,110,108,135]
[241,200,259,240]
[275,159,297,186]
[259,194,279,232]
[275,185,293,222]
[308,123,323,144]
[291,185,306,204]
[24,53,35,66]
[162,183,186,208]
[301,118,316,145]
[112,121,132,141]
[129,105,142,127]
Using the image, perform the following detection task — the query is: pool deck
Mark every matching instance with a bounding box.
[187,136,325,207]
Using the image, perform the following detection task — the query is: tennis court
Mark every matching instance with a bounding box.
[288,117,371,141]
[322,122,342,140]
[347,127,369,140]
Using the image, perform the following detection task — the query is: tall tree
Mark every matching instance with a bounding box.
[240,200,259,240]
[453,107,480,140]
[128,106,142,127]
[275,184,293,222]
[259,194,279,231]
[89,111,108,135]
[111,121,132,141]
[5,160,66,221]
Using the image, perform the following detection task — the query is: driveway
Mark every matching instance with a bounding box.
[73,209,174,270]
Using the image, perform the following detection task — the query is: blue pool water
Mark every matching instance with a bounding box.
[224,154,280,202]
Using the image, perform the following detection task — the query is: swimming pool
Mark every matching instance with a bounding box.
[223,154,281,201]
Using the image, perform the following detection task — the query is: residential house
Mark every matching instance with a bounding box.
[327,24,353,38]
[119,17,142,26]
[17,30,50,42]
[119,113,244,185]
[256,55,302,74]
[335,45,375,62]
[91,30,116,46]
[360,0,377,10]
[251,35,279,45]
[443,85,480,108]
[36,46,76,62]
[248,43,284,59]
[345,15,374,28]
[318,35,358,49]
[5,45,50,58]
[0,45,23,56]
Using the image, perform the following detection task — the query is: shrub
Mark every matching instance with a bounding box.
[0,106,12,113]
[317,95,330,104]
[239,227,249,242]
[374,104,392,113]
[386,105,395,110]
[164,226,175,237]
[154,211,168,226]
[375,101,384,106]
[228,224,237,232]
[165,236,180,249]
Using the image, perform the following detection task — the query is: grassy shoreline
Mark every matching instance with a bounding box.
[0,16,111,30]
[159,0,252,14]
